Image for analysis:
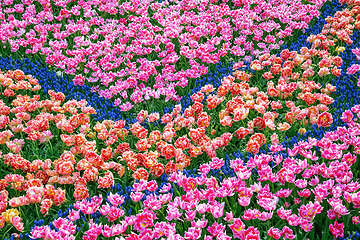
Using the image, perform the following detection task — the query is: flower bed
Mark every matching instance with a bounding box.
[0,0,344,122]
[1,0,360,239]
[25,108,360,239]
[0,0,328,112]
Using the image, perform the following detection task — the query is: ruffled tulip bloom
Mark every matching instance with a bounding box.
[329,221,344,238]
[11,216,24,232]
[347,64,360,74]
[268,227,281,239]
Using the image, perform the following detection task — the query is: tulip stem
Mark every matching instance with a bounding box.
[1,225,13,239]
[225,196,233,213]
[48,139,54,155]
[35,203,40,219]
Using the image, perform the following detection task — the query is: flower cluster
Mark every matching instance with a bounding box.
[0,69,127,232]
[0,0,327,110]
[54,0,359,183]
[27,105,360,239]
